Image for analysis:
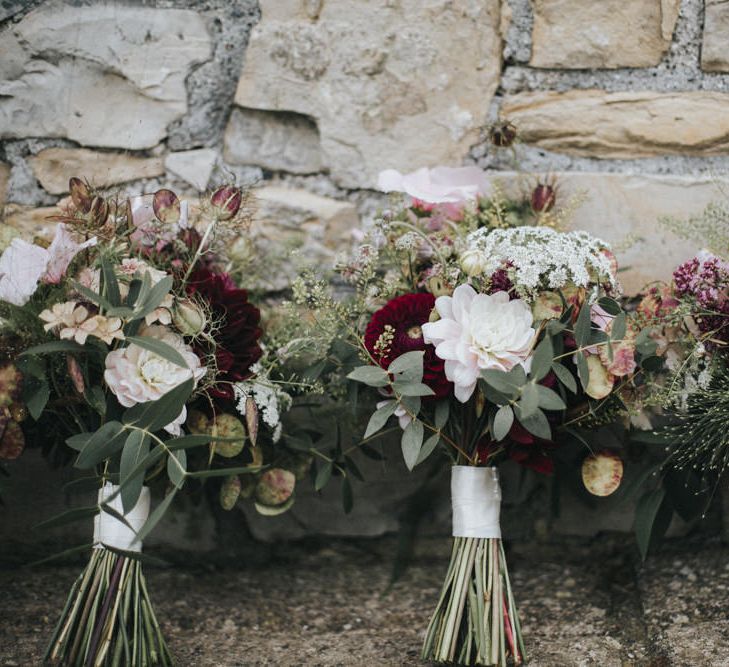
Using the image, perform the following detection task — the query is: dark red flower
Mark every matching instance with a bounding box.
[364,293,451,398]
[187,269,262,400]
[477,423,556,475]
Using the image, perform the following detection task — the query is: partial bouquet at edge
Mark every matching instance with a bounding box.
[0,179,292,666]
[289,166,654,666]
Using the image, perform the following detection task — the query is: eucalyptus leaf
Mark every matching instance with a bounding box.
[416,433,441,465]
[346,365,390,387]
[575,353,590,390]
[518,383,539,419]
[401,419,424,471]
[133,489,177,545]
[536,385,567,411]
[514,405,551,441]
[167,449,187,489]
[74,421,126,469]
[551,362,577,393]
[315,460,333,491]
[186,465,263,479]
[392,381,435,397]
[597,297,622,316]
[34,505,99,532]
[364,401,398,439]
[530,337,554,382]
[399,395,421,416]
[388,350,424,382]
[481,369,520,397]
[635,487,667,561]
[166,434,215,451]
[574,302,592,348]
[493,404,514,441]
[119,430,150,513]
[611,313,627,342]
[20,340,86,356]
[122,378,194,432]
[70,281,113,311]
[434,400,449,429]
[131,275,173,322]
[100,255,122,308]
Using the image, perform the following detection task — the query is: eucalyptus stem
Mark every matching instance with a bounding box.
[45,548,173,666]
[422,537,524,666]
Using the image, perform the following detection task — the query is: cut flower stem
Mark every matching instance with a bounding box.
[45,548,173,667]
[422,537,524,666]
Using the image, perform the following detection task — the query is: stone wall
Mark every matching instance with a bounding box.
[1,0,729,549]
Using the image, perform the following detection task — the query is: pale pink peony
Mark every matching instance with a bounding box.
[104,325,206,435]
[377,166,489,204]
[422,285,536,403]
[0,224,96,305]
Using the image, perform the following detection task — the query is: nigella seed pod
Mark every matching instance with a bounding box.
[210,185,242,220]
[460,249,488,277]
[531,183,556,213]
[69,177,92,213]
[488,121,517,148]
[89,196,109,226]
[152,189,181,224]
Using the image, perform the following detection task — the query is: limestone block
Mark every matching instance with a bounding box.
[28,148,165,195]
[530,0,680,68]
[230,0,503,188]
[0,2,211,149]
[502,90,729,158]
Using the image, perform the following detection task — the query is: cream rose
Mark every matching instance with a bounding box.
[104,325,206,435]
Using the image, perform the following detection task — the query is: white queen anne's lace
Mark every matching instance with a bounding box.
[465,227,618,298]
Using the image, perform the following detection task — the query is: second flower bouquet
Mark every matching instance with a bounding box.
[288,167,655,666]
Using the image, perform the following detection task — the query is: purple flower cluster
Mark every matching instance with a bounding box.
[673,253,729,344]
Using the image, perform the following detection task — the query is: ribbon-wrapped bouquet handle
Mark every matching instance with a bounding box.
[93,483,150,552]
[451,465,501,539]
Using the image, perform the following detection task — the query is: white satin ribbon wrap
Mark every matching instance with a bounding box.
[93,483,150,552]
[451,466,501,538]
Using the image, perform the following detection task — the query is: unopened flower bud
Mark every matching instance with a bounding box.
[0,364,21,408]
[531,183,556,213]
[219,475,242,511]
[488,120,517,148]
[255,468,295,507]
[460,249,488,277]
[211,186,242,220]
[153,189,181,225]
[69,177,92,213]
[172,299,206,336]
[67,355,85,394]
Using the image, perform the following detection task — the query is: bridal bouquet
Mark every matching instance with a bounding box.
[0,179,290,666]
[628,205,729,555]
[288,166,651,666]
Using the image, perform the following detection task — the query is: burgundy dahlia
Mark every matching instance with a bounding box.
[364,293,451,398]
[187,269,263,400]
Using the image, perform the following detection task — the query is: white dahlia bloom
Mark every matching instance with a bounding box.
[422,285,536,403]
[104,325,206,435]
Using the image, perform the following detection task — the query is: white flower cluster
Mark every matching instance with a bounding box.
[234,370,292,439]
[465,226,618,296]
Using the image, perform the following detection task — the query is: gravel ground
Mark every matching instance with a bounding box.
[1,534,727,666]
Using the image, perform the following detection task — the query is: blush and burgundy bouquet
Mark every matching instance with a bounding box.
[287,166,653,666]
[0,180,295,666]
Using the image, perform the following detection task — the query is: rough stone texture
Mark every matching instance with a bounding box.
[28,148,165,194]
[0,2,212,149]
[501,90,729,158]
[231,0,503,188]
[530,0,680,69]
[246,185,360,290]
[2,535,728,665]
[165,149,219,191]
[224,107,324,174]
[702,0,729,72]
